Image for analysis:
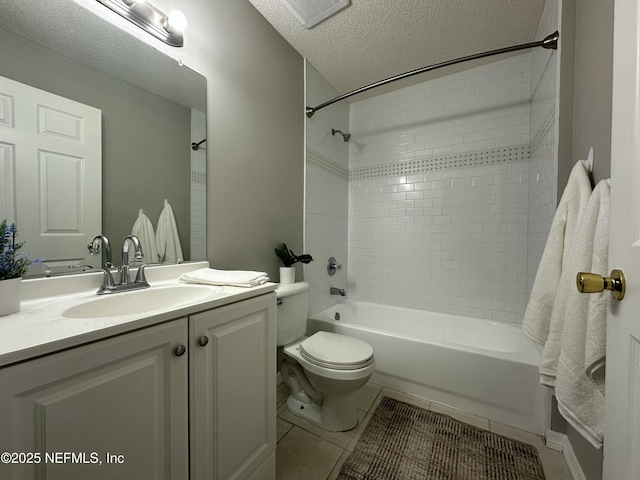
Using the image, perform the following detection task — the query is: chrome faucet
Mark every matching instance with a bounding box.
[330,287,346,296]
[119,235,144,285]
[89,234,149,295]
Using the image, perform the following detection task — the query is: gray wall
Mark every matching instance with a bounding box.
[571,0,613,186]
[1,27,191,259]
[201,1,304,281]
[555,1,614,479]
[558,0,613,193]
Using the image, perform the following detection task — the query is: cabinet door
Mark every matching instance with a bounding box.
[0,319,189,480]
[190,294,276,480]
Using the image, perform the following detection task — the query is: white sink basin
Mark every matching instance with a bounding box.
[62,285,224,319]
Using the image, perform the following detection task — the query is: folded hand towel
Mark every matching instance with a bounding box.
[553,179,609,449]
[156,199,184,263]
[521,160,592,347]
[179,268,269,287]
[132,209,159,264]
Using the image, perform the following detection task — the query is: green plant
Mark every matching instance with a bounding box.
[275,243,313,267]
[0,220,34,280]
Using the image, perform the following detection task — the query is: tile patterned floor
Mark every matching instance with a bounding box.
[276,382,572,480]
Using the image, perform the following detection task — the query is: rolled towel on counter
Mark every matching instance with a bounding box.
[179,267,269,287]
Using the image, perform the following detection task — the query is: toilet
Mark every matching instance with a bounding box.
[276,282,375,432]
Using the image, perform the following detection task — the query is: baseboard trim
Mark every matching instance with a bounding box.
[545,429,587,480]
[545,429,565,452]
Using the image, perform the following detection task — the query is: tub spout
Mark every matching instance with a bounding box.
[330,287,346,296]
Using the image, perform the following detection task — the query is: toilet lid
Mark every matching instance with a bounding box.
[299,332,374,370]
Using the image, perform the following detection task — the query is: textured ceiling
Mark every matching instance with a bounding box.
[248,0,546,101]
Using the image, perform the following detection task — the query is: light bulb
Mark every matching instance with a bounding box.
[164,10,187,33]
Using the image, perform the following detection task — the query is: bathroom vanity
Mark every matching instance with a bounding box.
[0,262,276,480]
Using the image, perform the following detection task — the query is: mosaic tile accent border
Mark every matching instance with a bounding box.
[307,149,349,179]
[350,144,530,180]
[191,170,206,185]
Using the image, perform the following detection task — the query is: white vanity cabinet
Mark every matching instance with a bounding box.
[189,293,277,480]
[0,319,189,480]
[0,291,277,480]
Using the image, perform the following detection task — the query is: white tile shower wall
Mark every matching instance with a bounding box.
[306,153,349,314]
[349,158,530,322]
[527,0,558,296]
[305,61,350,314]
[348,53,533,323]
[349,53,533,168]
[190,108,206,260]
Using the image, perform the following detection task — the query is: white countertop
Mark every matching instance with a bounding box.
[0,262,276,368]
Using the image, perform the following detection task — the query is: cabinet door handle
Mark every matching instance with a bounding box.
[175,345,187,356]
[199,336,209,347]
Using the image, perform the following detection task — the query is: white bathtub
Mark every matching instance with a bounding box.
[307,300,547,434]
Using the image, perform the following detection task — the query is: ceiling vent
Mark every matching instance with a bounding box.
[279,0,350,29]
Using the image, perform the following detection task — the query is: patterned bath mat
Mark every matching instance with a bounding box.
[337,397,546,480]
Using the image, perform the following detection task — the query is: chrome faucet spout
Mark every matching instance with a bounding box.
[330,287,346,296]
[121,234,144,267]
[119,235,144,285]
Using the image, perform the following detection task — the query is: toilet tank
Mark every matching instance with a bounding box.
[275,282,309,346]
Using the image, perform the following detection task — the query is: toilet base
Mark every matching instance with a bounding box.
[287,396,322,426]
[286,391,358,432]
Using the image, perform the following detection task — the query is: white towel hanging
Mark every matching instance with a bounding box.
[521,160,592,347]
[553,179,610,449]
[131,209,159,263]
[156,199,183,263]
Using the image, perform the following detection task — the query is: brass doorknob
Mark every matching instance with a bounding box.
[576,269,626,301]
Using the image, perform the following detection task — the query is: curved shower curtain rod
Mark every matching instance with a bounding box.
[305,31,559,118]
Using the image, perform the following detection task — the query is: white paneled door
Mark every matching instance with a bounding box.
[0,75,101,273]
[604,0,640,478]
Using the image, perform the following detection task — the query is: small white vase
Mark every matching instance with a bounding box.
[279,267,295,284]
[0,277,22,316]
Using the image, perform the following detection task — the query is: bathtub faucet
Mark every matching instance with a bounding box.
[330,287,346,296]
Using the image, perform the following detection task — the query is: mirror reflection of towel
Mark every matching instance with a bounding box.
[132,209,159,263]
[156,200,183,263]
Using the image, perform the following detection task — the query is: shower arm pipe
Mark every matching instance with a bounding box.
[305,31,559,118]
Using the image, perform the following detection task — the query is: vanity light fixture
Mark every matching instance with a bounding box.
[95,0,187,47]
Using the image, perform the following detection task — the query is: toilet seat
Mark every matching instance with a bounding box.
[299,332,374,370]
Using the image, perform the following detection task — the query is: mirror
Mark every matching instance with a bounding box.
[0,0,206,276]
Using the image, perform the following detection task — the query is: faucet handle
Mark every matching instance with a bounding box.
[134,263,158,285]
[96,269,117,294]
[327,257,343,276]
